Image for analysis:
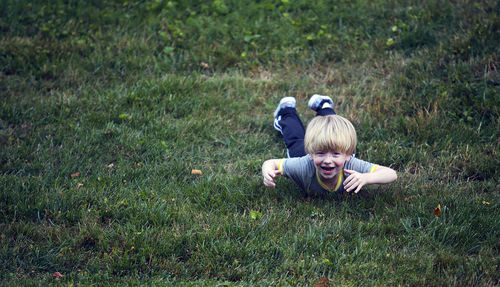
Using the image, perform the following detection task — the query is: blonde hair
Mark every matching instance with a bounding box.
[304,115,357,155]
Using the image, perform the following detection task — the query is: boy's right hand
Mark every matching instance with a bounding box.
[263,169,282,188]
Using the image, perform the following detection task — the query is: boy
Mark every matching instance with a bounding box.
[262,95,397,194]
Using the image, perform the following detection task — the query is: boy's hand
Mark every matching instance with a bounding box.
[343,169,368,193]
[263,169,282,188]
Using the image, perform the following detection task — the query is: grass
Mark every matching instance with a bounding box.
[1,0,499,285]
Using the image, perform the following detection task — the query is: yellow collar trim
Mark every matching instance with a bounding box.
[316,169,343,192]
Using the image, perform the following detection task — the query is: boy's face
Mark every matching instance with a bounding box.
[310,150,351,181]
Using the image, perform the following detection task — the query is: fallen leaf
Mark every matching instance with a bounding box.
[200,62,209,68]
[104,130,113,134]
[53,272,63,279]
[191,169,203,175]
[314,277,329,287]
[482,201,490,205]
[433,204,441,216]
[77,183,83,189]
[107,163,115,168]
[71,172,80,178]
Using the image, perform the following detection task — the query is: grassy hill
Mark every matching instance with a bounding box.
[1,0,499,285]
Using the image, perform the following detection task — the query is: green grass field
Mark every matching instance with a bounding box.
[1,0,499,285]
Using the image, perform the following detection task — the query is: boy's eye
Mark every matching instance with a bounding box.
[314,151,342,158]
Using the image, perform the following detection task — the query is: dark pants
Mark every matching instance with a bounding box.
[276,107,336,157]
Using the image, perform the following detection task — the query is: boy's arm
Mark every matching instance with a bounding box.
[262,159,283,188]
[344,165,397,193]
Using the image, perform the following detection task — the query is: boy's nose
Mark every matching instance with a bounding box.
[323,154,334,162]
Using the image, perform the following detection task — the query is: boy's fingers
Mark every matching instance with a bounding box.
[263,177,275,187]
[344,175,360,192]
[263,169,281,188]
[345,181,356,192]
[343,170,367,193]
[269,170,281,179]
[265,175,274,183]
[344,173,355,186]
[264,172,278,187]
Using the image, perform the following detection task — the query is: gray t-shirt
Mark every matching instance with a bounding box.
[278,155,378,195]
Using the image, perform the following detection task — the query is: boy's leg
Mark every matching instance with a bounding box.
[274,98,307,158]
[308,94,336,116]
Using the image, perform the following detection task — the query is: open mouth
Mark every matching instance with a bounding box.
[321,166,335,175]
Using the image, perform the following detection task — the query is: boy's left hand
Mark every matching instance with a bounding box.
[343,169,368,193]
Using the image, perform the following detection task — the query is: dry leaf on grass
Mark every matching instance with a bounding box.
[71,172,80,178]
[314,277,330,287]
[433,204,441,216]
[191,169,203,175]
[53,272,63,279]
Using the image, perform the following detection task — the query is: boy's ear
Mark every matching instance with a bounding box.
[346,154,352,162]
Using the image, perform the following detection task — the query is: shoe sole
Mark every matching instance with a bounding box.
[308,94,329,110]
[274,97,296,118]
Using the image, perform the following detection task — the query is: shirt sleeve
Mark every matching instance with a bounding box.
[344,155,378,173]
[281,155,314,191]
